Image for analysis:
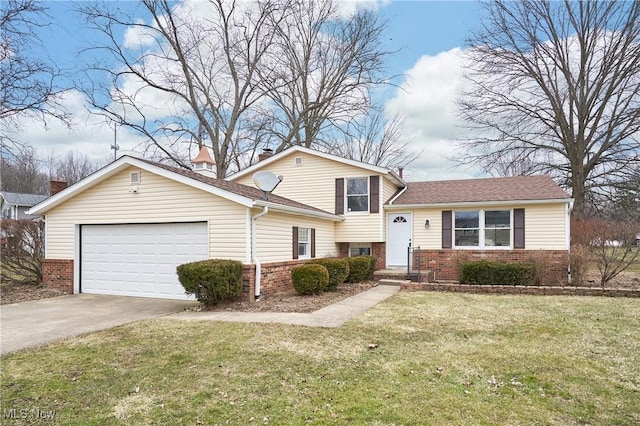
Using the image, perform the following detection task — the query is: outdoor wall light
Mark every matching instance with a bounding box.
[424,219,430,228]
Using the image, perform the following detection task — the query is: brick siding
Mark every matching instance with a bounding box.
[411,249,569,285]
[372,242,386,269]
[42,259,73,293]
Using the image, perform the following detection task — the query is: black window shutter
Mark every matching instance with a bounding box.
[311,228,316,258]
[442,210,452,249]
[514,208,525,249]
[292,226,299,259]
[335,178,344,214]
[369,176,380,213]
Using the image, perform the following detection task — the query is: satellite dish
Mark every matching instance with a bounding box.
[253,171,283,200]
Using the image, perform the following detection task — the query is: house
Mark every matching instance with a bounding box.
[1,192,50,220]
[28,146,572,301]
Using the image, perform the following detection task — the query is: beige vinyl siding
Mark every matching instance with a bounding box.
[407,208,441,249]
[235,153,400,242]
[524,203,568,250]
[335,214,381,242]
[409,203,568,250]
[45,166,248,261]
[255,210,337,263]
[234,153,373,211]
[381,179,402,240]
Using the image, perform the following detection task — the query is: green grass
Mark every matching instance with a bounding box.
[2,293,640,425]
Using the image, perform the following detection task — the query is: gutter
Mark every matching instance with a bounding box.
[384,198,574,209]
[255,200,343,221]
[251,206,269,300]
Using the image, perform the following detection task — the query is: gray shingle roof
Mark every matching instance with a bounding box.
[1,192,49,207]
[390,175,570,205]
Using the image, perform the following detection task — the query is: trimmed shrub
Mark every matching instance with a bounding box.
[291,264,329,295]
[361,255,377,279]
[309,258,349,290]
[176,259,243,306]
[460,260,536,286]
[345,256,372,283]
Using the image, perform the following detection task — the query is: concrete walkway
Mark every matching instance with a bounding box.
[169,284,400,327]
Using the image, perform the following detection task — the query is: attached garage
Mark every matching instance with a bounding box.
[80,222,208,300]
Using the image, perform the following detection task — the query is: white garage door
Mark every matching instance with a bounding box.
[81,222,208,300]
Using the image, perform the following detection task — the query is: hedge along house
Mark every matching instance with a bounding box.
[29,145,572,301]
[28,148,342,301]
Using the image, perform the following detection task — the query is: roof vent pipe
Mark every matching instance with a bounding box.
[398,167,404,179]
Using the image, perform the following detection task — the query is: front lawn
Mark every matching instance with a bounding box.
[2,293,639,425]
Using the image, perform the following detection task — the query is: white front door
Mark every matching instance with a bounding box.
[386,213,412,267]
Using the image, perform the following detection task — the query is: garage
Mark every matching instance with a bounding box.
[81,222,208,300]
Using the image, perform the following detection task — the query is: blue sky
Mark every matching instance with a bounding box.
[20,0,482,181]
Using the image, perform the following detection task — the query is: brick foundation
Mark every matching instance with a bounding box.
[372,242,386,269]
[42,259,73,293]
[241,259,312,301]
[411,249,569,285]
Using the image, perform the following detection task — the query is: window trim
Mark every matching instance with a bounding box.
[345,177,369,214]
[453,209,513,249]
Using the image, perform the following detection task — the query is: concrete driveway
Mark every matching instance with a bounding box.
[1,294,195,355]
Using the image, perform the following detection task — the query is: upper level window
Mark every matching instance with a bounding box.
[346,177,368,212]
[454,210,511,248]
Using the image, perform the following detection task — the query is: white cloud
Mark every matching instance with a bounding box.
[336,0,389,17]
[385,47,484,182]
[8,89,147,166]
[122,19,157,50]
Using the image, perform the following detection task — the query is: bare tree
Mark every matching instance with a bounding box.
[0,146,49,194]
[80,0,405,176]
[79,0,288,177]
[49,151,101,185]
[330,109,416,169]
[0,219,44,285]
[458,0,640,219]
[0,0,70,156]
[260,1,393,152]
[572,219,640,287]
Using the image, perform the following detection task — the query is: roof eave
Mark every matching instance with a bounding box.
[255,200,344,222]
[384,198,573,209]
[228,146,407,187]
[28,156,256,215]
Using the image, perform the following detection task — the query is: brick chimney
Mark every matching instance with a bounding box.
[258,148,274,162]
[398,167,404,179]
[50,179,68,196]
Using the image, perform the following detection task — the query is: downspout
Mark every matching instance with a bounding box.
[251,206,269,300]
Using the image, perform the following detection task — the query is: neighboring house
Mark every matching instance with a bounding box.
[28,146,572,301]
[1,192,49,220]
